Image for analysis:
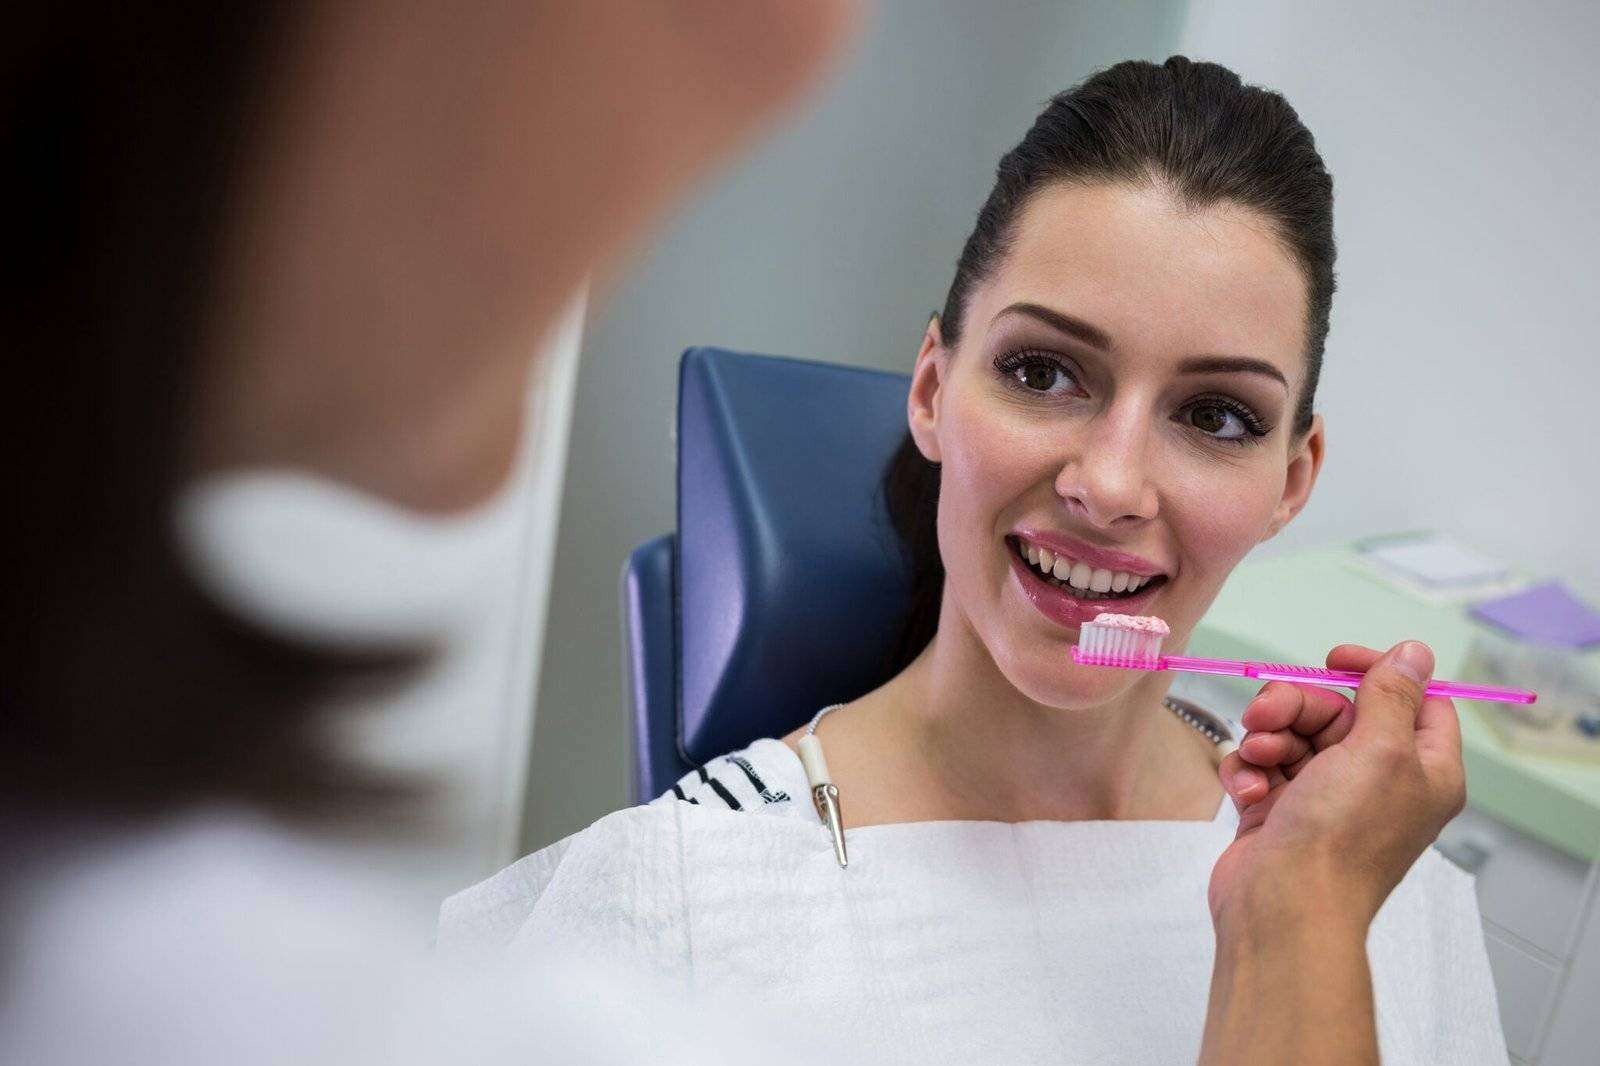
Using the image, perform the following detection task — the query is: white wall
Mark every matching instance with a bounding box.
[1177,1,1600,601]
[521,0,1190,851]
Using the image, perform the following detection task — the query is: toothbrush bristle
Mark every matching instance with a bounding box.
[1075,613,1168,669]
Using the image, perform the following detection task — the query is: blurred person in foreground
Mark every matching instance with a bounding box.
[1,4,1475,1066]
[4,5,855,1064]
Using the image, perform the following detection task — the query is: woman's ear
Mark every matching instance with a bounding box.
[907,316,947,463]
[1262,414,1325,542]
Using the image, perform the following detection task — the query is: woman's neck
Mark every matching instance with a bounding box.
[795,611,1223,828]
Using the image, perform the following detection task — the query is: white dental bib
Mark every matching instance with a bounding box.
[442,737,1508,1066]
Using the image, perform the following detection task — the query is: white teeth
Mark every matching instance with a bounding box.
[1017,539,1161,597]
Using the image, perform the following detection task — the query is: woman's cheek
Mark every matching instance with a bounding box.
[944,387,1051,478]
[934,401,1040,579]
[1170,464,1283,577]
[933,424,997,561]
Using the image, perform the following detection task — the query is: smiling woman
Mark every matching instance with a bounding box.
[441,58,1505,1066]
[890,176,1321,724]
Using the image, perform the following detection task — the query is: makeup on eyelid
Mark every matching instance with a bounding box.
[989,346,1274,442]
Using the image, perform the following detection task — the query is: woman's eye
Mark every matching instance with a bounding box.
[992,348,1085,398]
[1187,402,1248,440]
[1012,359,1075,394]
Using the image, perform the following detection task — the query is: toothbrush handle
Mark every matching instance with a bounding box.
[1156,657,1536,704]
[1422,680,1539,704]
[1241,663,1537,705]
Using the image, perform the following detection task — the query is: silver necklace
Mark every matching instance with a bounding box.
[799,697,1235,869]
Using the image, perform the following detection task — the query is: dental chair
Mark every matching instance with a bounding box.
[621,347,914,802]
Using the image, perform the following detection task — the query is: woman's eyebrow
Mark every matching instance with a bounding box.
[1177,355,1289,388]
[993,302,1112,350]
[994,303,1290,389]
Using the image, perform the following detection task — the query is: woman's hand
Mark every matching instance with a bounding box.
[1198,641,1467,1066]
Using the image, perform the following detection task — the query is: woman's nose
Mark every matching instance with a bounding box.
[1053,418,1159,529]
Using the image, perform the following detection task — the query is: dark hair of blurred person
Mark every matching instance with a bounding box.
[1,1,852,870]
[2,7,399,843]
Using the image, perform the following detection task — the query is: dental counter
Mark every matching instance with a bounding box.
[1186,540,1600,1066]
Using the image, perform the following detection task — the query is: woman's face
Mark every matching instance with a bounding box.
[908,180,1324,709]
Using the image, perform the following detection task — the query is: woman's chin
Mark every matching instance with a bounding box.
[999,655,1150,712]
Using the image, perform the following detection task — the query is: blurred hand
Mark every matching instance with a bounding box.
[1208,641,1467,932]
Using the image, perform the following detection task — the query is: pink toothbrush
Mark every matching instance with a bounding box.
[1071,613,1537,705]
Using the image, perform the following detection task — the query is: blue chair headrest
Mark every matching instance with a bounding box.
[675,347,914,766]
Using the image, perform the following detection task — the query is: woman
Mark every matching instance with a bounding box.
[442,58,1505,1064]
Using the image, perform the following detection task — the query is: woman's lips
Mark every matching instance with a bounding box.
[1011,528,1165,577]
[1006,544,1165,629]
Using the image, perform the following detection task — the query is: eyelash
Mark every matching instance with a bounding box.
[990,347,1272,446]
[992,348,1085,394]
[1181,394,1271,444]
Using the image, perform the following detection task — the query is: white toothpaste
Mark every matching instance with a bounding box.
[1091,612,1170,636]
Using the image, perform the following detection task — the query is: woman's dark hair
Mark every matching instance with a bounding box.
[884,56,1336,671]
[3,8,411,837]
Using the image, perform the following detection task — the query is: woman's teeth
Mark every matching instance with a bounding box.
[1017,540,1157,599]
